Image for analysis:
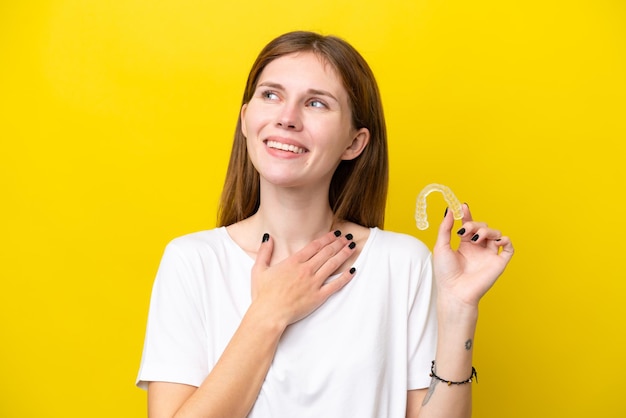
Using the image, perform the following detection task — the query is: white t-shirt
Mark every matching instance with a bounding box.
[137,227,437,418]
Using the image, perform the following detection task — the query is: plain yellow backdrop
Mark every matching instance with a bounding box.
[1,0,624,416]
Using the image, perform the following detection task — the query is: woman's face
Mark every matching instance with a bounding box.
[241,52,369,190]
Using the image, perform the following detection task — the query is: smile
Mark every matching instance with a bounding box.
[265,140,307,154]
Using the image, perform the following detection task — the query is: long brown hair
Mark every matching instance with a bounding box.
[218,31,389,228]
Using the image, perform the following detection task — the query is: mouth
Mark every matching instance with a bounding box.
[265,140,308,154]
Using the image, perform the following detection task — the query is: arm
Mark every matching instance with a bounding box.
[149,300,287,418]
[407,204,514,418]
[147,231,357,418]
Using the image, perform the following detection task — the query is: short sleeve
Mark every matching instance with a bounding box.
[136,241,209,390]
[406,251,438,389]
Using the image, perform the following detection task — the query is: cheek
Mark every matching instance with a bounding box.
[242,106,270,137]
[241,119,248,138]
[245,136,261,170]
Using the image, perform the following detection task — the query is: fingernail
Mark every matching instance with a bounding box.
[262,233,270,243]
[464,202,470,208]
[348,242,356,250]
[345,233,353,240]
[349,267,356,274]
[457,228,466,236]
[334,230,342,237]
[444,207,449,218]
[496,238,502,242]
[471,234,479,242]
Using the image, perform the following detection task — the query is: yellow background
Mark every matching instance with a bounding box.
[1,0,624,416]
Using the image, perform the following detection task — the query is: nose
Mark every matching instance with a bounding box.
[276,103,302,130]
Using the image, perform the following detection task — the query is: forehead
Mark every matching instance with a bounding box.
[257,52,346,95]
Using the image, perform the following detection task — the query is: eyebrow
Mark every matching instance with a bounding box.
[257,82,340,103]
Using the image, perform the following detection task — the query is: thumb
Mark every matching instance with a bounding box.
[253,233,273,272]
[251,233,273,300]
[434,207,454,252]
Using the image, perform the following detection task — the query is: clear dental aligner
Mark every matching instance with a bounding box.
[415,183,463,230]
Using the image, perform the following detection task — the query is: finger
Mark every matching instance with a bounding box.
[296,230,343,262]
[434,206,455,251]
[495,236,515,263]
[319,267,357,298]
[467,227,502,245]
[446,204,478,244]
[252,232,273,274]
[455,221,488,242]
[462,203,473,223]
[307,236,353,274]
[312,240,356,280]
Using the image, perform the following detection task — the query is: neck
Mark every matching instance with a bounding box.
[248,182,338,258]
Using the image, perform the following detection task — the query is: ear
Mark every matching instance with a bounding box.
[341,127,370,161]
[240,103,248,137]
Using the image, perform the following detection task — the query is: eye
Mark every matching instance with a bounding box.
[307,99,327,109]
[261,90,280,101]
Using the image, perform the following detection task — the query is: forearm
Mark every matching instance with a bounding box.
[174,302,287,418]
[418,300,478,418]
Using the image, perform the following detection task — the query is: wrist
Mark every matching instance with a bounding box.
[245,300,289,336]
[437,295,479,325]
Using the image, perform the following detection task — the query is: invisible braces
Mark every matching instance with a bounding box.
[415,183,463,230]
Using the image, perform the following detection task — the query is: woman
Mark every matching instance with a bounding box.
[137,31,514,417]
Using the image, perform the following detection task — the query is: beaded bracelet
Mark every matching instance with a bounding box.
[430,360,478,386]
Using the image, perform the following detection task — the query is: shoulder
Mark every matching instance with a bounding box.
[372,228,431,258]
[154,227,249,286]
[166,227,227,250]
[161,227,235,264]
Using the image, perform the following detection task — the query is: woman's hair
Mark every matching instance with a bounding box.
[217,31,389,228]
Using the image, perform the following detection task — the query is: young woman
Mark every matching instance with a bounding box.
[137,31,514,418]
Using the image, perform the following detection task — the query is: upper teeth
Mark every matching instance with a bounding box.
[266,140,306,154]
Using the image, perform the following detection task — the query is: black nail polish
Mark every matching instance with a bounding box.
[262,233,270,243]
[349,267,356,274]
[334,230,342,237]
[345,233,353,240]
[471,234,479,242]
[444,207,449,218]
[457,228,466,236]
[348,242,356,250]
